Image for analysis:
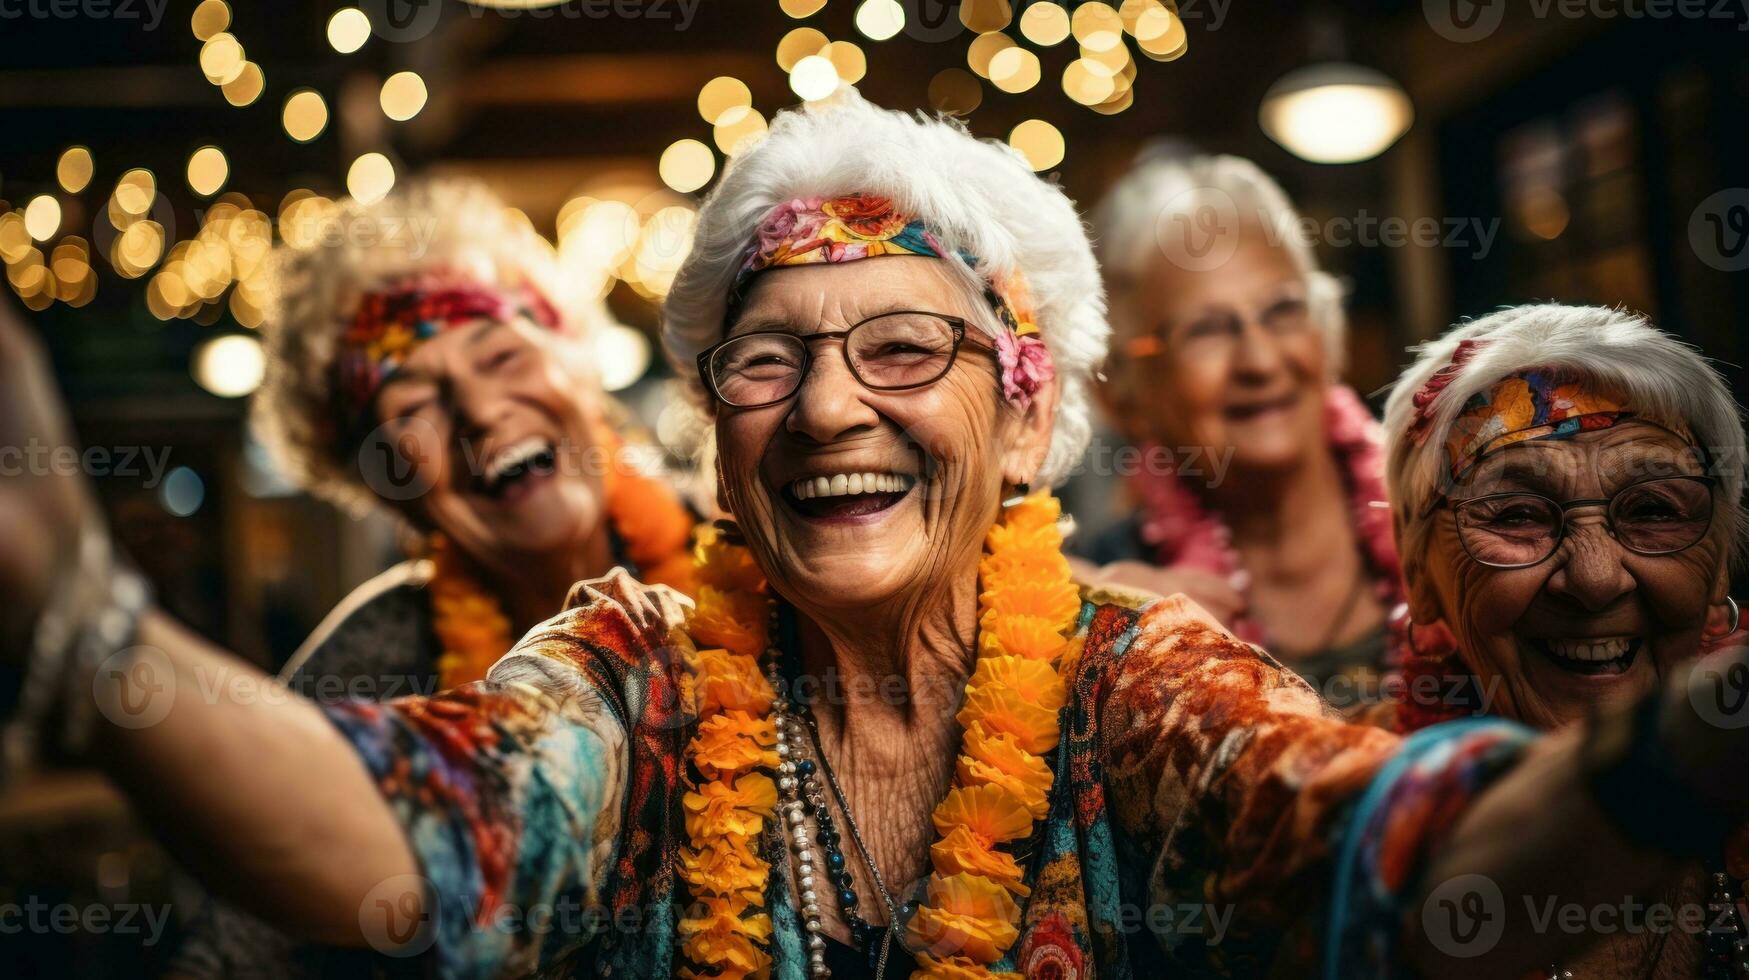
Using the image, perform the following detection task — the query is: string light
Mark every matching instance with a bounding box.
[789,54,840,100]
[659,139,716,194]
[282,89,329,142]
[56,147,93,194]
[186,147,229,197]
[222,62,265,106]
[380,71,428,121]
[776,27,829,71]
[199,32,246,85]
[779,0,826,17]
[327,8,370,54]
[967,31,1015,78]
[1009,119,1065,170]
[190,0,229,41]
[1019,2,1070,44]
[347,153,396,204]
[928,68,983,115]
[854,0,905,40]
[824,41,867,85]
[697,76,752,125]
[959,0,1013,33]
[713,106,769,156]
[24,196,62,242]
[989,46,1041,93]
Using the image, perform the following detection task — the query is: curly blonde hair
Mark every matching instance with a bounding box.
[253,179,606,514]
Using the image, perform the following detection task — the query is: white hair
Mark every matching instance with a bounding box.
[661,90,1108,487]
[1382,303,1747,567]
[1090,151,1345,375]
[254,178,608,513]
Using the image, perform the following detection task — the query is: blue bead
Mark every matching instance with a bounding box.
[797,759,816,776]
[826,852,846,872]
[839,888,858,908]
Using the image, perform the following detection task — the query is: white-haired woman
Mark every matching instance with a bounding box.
[6,96,1749,980]
[1347,303,1749,977]
[1080,153,1400,701]
[174,179,698,978]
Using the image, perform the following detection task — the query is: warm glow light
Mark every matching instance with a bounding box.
[659,139,716,194]
[776,27,829,71]
[1019,1,1070,44]
[959,0,1013,33]
[989,46,1041,93]
[222,62,265,106]
[697,76,752,124]
[114,220,166,277]
[380,71,428,121]
[190,0,229,41]
[56,147,93,193]
[779,0,826,16]
[187,147,229,197]
[193,334,266,398]
[595,323,653,391]
[1062,58,1116,105]
[967,32,1015,78]
[1009,119,1065,171]
[928,68,983,115]
[327,8,370,53]
[347,153,396,204]
[713,106,769,156]
[282,89,329,142]
[23,196,61,242]
[1259,64,1414,164]
[1135,5,1187,59]
[825,41,867,84]
[789,54,840,101]
[200,32,246,85]
[854,0,905,40]
[1071,1,1123,50]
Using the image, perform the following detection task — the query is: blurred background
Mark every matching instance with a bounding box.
[1,0,1746,974]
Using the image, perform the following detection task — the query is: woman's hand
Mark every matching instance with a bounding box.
[1072,558,1248,626]
[0,297,98,665]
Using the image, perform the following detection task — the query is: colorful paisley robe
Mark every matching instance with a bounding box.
[321,570,1529,979]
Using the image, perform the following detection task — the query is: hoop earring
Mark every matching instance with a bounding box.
[1724,596,1742,638]
[1001,482,1031,509]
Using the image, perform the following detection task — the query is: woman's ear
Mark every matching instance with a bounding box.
[1000,375,1061,489]
[1397,514,1445,626]
[1703,555,1737,640]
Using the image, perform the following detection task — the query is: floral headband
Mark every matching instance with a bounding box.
[332,273,561,432]
[730,193,1055,410]
[1409,341,1693,481]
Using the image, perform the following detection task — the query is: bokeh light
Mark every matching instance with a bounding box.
[327,8,370,54]
[1009,119,1065,171]
[1019,2,1070,45]
[186,147,229,197]
[854,0,905,40]
[56,147,93,193]
[380,71,428,122]
[697,76,752,125]
[347,153,396,204]
[282,89,329,142]
[24,196,62,242]
[659,139,716,193]
[790,54,840,101]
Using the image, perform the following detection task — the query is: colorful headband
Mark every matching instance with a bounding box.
[731,194,1054,410]
[332,274,561,428]
[1437,369,1691,481]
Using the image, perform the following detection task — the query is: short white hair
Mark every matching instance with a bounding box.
[1090,151,1345,375]
[661,90,1108,487]
[1382,303,1747,566]
[254,178,607,513]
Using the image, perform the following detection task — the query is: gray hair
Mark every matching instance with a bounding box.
[1090,151,1345,376]
[1382,303,1747,569]
[253,179,607,514]
[661,90,1109,487]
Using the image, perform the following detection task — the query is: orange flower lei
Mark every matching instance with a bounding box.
[429,428,696,690]
[675,495,1079,979]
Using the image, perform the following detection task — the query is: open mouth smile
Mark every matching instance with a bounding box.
[1223,391,1299,422]
[1523,635,1644,676]
[477,437,557,501]
[782,470,916,521]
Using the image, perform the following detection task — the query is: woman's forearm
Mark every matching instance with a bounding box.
[1404,726,1681,978]
[92,610,418,946]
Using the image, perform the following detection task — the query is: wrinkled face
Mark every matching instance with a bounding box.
[370,311,607,572]
[1114,227,1325,474]
[713,256,1054,613]
[1414,421,1728,729]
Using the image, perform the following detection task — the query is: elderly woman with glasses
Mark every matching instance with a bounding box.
[7,96,1749,980]
[1078,153,1400,703]
[1337,303,1749,977]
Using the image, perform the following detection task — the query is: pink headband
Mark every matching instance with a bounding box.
[733,194,1054,411]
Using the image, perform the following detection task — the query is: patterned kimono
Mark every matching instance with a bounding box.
[322,570,1530,979]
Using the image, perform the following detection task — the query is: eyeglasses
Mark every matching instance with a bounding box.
[1446,475,1716,569]
[1123,293,1312,360]
[697,310,994,409]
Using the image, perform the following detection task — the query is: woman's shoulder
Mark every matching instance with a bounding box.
[280,560,438,695]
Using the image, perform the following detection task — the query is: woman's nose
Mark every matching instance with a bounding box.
[1229,318,1287,379]
[1544,517,1637,611]
[785,349,879,443]
[449,373,513,437]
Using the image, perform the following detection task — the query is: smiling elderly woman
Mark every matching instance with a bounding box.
[8,95,1749,980]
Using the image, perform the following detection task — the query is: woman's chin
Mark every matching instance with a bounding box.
[1508,637,1660,727]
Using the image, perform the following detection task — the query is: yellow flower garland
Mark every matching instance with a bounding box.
[676,496,1079,979]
